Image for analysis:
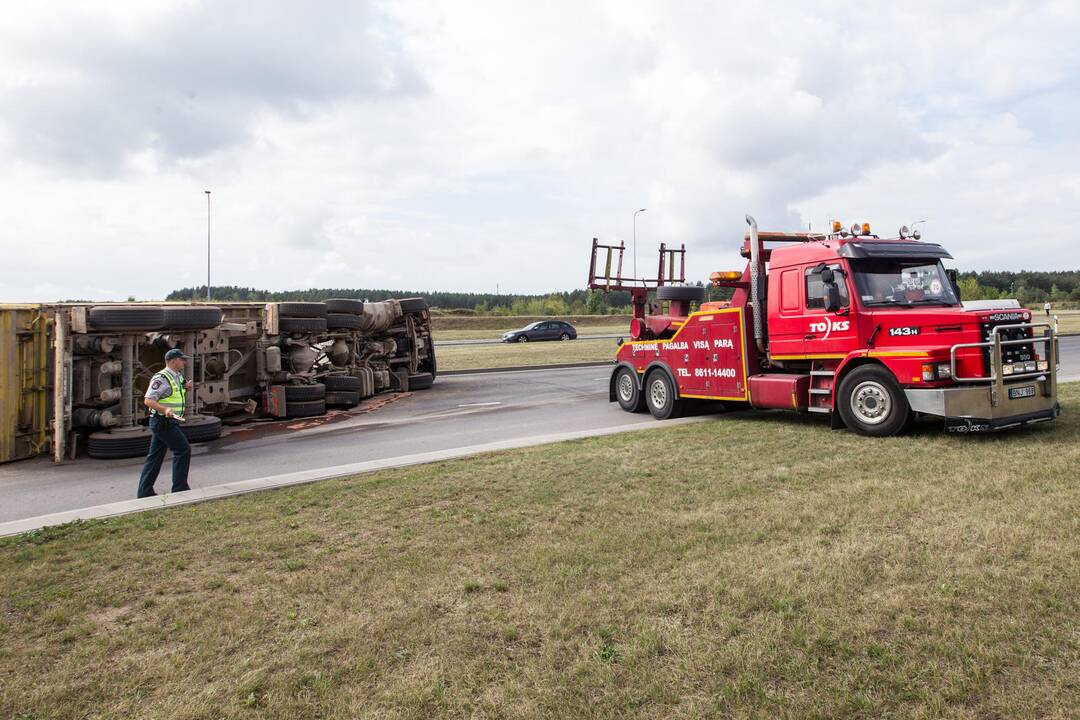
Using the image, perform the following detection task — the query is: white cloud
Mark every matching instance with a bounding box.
[1,0,1078,301]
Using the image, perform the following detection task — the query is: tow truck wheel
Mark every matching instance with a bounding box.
[614,366,645,413]
[837,365,911,437]
[645,369,684,420]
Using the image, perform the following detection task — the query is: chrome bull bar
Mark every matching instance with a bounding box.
[949,322,1057,408]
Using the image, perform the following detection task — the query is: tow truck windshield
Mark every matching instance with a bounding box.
[851,259,959,307]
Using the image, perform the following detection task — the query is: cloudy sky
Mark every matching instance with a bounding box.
[2,1,1078,301]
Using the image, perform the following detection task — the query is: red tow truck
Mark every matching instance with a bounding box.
[588,216,1060,435]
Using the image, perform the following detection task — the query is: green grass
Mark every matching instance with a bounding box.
[431,314,629,332]
[2,385,1079,719]
[436,337,617,371]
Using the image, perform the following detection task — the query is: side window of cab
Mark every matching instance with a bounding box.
[805,264,849,309]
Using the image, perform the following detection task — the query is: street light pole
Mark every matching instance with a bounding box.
[633,208,647,280]
[205,190,211,301]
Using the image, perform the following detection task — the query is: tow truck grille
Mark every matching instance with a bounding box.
[979,319,1034,375]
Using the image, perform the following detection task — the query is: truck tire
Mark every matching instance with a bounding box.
[644,368,684,420]
[286,399,326,419]
[87,428,152,459]
[278,317,327,334]
[326,313,364,330]
[277,301,327,318]
[284,383,325,401]
[180,415,223,443]
[162,306,223,330]
[837,365,911,437]
[324,375,362,391]
[325,298,365,315]
[407,372,433,390]
[656,285,705,302]
[325,390,361,408]
[614,366,645,413]
[399,297,428,313]
[88,306,166,332]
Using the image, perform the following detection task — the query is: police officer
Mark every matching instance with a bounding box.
[137,348,193,498]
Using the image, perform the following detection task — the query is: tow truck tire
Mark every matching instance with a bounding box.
[286,399,326,419]
[277,302,327,318]
[87,428,152,459]
[325,298,365,315]
[837,365,911,437]
[656,285,705,302]
[278,317,327,334]
[88,306,166,331]
[399,297,428,313]
[645,368,685,420]
[162,306,223,330]
[407,372,433,390]
[180,414,223,443]
[324,375,362,392]
[614,366,645,413]
[326,313,364,330]
[325,390,361,408]
[284,383,325,401]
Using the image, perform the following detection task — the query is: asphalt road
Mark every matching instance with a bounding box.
[2,336,1078,525]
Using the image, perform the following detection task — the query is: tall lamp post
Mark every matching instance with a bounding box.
[205,190,211,301]
[633,208,647,279]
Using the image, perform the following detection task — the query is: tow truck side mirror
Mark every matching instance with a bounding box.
[945,268,961,300]
[824,284,842,313]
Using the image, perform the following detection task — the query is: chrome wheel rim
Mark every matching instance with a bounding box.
[850,380,891,425]
[617,372,635,403]
[649,377,668,410]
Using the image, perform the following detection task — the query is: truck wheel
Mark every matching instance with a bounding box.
[277,302,327,318]
[180,415,223,443]
[278,317,327,334]
[162,306,223,330]
[325,298,365,315]
[325,391,361,408]
[516,335,528,343]
[399,298,428,313]
[614,366,645,413]
[407,372,434,390]
[656,285,705,302]
[286,399,326,419]
[284,383,325,401]
[88,306,166,332]
[837,365,911,437]
[324,375,362,392]
[645,369,684,420]
[87,428,153,459]
[326,313,363,330]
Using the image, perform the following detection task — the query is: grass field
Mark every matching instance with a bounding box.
[1051,310,1080,334]
[431,314,629,332]
[435,323,628,342]
[437,337,616,371]
[2,385,1078,719]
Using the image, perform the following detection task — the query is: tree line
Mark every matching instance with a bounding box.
[168,270,1079,314]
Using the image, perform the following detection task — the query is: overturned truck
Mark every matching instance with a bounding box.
[0,298,436,463]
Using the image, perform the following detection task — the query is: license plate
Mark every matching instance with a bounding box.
[1008,385,1036,400]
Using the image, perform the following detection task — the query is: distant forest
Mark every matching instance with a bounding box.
[168,270,1080,314]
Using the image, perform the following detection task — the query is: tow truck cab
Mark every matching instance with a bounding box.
[596,218,1059,436]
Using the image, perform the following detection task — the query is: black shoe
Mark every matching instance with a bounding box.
[138,491,157,499]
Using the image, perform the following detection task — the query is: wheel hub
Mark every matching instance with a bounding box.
[650,378,667,409]
[851,381,891,424]
[617,373,635,403]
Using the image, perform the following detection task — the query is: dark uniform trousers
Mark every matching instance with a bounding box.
[137,414,191,497]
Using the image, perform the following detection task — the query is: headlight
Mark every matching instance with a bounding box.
[1038,360,1049,371]
[936,363,952,378]
[1002,364,1014,376]
[1024,361,1036,373]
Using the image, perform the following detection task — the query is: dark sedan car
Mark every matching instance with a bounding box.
[501,320,577,342]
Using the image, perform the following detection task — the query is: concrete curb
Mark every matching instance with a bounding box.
[441,361,613,376]
[0,415,709,538]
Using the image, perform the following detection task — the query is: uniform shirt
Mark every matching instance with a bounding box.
[145,367,185,402]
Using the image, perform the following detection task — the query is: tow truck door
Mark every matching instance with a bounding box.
[802,264,858,355]
[768,265,806,357]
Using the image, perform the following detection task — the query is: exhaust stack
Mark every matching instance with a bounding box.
[745,215,766,354]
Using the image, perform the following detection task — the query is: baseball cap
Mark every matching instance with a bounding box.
[164,348,191,361]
